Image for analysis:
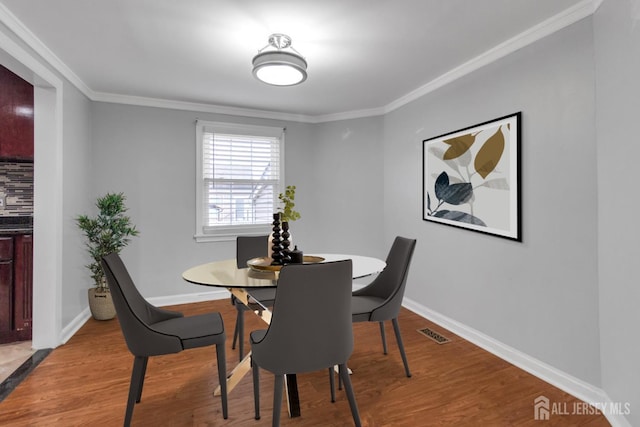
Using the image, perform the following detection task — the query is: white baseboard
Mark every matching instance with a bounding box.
[59,308,91,345]
[402,297,631,427]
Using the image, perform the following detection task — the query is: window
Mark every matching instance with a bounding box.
[195,121,284,242]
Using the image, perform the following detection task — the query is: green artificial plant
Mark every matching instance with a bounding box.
[278,185,301,223]
[76,192,139,291]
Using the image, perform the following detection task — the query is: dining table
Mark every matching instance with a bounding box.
[182,253,386,418]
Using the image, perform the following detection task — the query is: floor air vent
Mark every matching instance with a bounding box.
[417,327,450,344]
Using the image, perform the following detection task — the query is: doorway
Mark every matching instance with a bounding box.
[0,64,34,345]
[1,31,64,350]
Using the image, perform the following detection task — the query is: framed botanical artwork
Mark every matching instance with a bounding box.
[422,112,521,241]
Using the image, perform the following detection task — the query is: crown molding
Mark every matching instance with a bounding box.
[593,0,605,12]
[0,1,598,124]
[0,4,93,97]
[384,0,597,115]
[310,107,385,123]
[92,91,386,124]
[92,91,316,123]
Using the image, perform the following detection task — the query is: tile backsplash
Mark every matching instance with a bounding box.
[0,162,33,216]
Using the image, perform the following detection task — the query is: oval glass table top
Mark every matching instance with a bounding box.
[182,254,386,288]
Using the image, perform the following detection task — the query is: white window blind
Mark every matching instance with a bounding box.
[195,121,284,241]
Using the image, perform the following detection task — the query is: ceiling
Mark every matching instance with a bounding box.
[0,0,591,120]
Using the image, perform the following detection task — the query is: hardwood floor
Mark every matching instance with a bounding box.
[0,299,609,426]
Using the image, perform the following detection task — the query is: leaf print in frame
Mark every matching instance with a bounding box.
[422,112,521,241]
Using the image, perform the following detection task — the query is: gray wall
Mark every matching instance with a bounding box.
[306,117,385,256]
[89,104,384,298]
[595,0,640,425]
[61,84,93,327]
[383,18,601,386]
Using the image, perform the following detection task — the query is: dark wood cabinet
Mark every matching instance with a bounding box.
[0,237,14,342]
[13,234,32,337]
[0,234,33,343]
[0,64,34,161]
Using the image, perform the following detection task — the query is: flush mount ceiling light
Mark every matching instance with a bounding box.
[252,33,307,86]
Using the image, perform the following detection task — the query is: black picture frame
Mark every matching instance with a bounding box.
[422,112,521,241]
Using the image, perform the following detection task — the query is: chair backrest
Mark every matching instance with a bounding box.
[251,260,353,375]
[357,236,416,321]
[236,235,269,268]
[102,253,183,356]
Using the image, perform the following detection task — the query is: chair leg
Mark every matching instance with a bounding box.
[231,294,239,349]
[238,308,245,362]
[379,321,388,354]
[231,316,239,350]
[273,374,285,427]
[339,364,362,427]
[135,356,148,403]
[125,356,147,427]
[392,317,411,378]
[216,342,228,419]
[252,358,260,420]
[328,367,336,402]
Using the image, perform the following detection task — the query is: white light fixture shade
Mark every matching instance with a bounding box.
[252,34,308,86]
[252,51,307,86]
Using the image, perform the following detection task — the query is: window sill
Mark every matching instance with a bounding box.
[194,233,236,243]
[194,225,271,243]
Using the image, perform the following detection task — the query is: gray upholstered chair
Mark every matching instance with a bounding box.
[250,260,361,427]
[351,236,416,378]
[101,253,228,426]
[231,235,276,361]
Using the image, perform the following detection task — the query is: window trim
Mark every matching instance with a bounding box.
[194,120,285,242]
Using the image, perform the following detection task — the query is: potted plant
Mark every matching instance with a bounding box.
[278,185,301,223]
[76,192,139,320]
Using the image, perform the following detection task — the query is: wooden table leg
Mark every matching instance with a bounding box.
[214,352,251,396]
